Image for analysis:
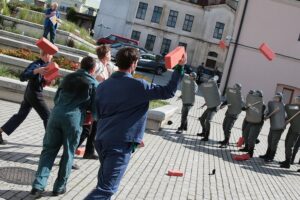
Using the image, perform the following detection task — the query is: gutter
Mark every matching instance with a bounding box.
[222,0,249,95]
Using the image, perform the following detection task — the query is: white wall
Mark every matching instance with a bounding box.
[220,0,300,101]
[94,0,132,39]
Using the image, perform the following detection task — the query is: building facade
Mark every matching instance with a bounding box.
[220,0,300,102]
[94,0,236,70]
[53,0,100,16]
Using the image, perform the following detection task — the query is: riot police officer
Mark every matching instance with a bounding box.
[280,96,300,168]
[177,72,198,134]
[260,93,286,162]
[219,83,244,148]
[197,76,221,141]
[235,90,266,160]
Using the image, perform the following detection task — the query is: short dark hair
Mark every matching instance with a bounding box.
[80,56,96,71]
[96,45,111,60]
[116,47,140,70]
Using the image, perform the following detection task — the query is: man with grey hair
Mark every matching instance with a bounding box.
[43,2,60,43]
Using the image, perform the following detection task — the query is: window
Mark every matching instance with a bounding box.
[205,59,216,69]
[213,22,225,39]
[145,34,156,51]
[167,10,178,28]
[151,6,163,23]
[161,38,172,55]
[178,42,187,50]
[183,14,194,32]
[136,2,148,20]
[208,51,218,58]
[131,30,141,41]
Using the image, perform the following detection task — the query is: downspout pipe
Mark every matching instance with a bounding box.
[222,0,249,95]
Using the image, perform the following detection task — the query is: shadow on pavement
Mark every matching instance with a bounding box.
[0,190,53,200]
[148,129,300,177]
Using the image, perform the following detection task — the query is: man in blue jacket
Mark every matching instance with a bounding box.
[43,2,60,43]
[85,47,186,200]
[0,51,52,144]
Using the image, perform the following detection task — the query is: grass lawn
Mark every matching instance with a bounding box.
[149,100,169,109]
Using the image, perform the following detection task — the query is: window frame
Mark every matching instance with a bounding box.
[131,30,141,41]
[151,6,163,24]
[182,14,194,32]
[160,38,172,55]
[167,10,178,28]
[213,22,225,40]
[136,2,148,20]
[145,34,156,51]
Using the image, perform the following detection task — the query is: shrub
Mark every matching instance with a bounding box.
[66,7,78,23]
[0,48,79,71]
[18,8,44,25]
[0,66,20,80]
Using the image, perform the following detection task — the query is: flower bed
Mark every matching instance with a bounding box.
[0,48,79,71]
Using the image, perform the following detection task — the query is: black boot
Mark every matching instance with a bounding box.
[197,132,205,137]
[259,148,271,159]
[176,127,183,134]
[183,123,187,131]
[265,150,276,162]
[239,145,249,152]
[291,149,297,164]
[0,133,7,145]
[280,160,291,168]
[219,137,229,148]
[248,148,254,158]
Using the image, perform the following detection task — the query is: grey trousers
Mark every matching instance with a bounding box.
[199,107,217,138]
[222,114,238,139]
[284,128,300,162]
[180,104,192,129]
[267,129,284,152]
[243,122,264,149]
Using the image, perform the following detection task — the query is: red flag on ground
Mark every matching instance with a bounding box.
[36,37,59,55]
[167,170,184,177]
[75,147,85,156]
[164,46,185,69]
[259,43,276,61]
[219,40,227,49]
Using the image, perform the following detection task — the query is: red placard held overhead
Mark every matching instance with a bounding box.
[164,46,185,69]
[36,37,59,55]
[259,43,276,61]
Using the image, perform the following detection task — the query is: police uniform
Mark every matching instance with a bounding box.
[241,90,265,157]
[177,74,198,133]
[280,101,300,168]
[219,84,244,147]
[198,78,221,141]
[32,69,98,193]
[0,59,50,144]
[260,94,286,162]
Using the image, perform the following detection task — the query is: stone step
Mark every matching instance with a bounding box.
[0,35,82,63]
[0,30,97,59]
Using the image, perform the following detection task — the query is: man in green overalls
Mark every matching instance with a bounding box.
[30,56,98,198]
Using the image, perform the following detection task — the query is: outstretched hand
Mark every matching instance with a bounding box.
[178,53,187,66]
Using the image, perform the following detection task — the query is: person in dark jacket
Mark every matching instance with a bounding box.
[43,2,60,43]
[31,56,98,198]
[84,47,186,200]
[0,51,52,145]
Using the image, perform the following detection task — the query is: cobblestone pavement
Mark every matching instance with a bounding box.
[0,71,300,200]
